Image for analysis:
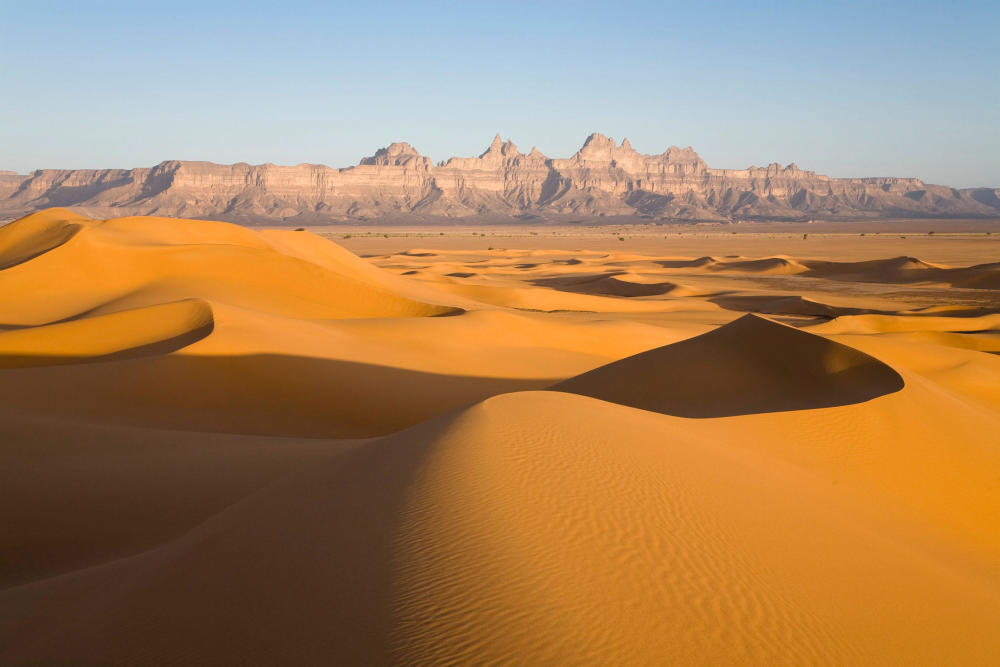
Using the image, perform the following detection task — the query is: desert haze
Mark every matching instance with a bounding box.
[0,206,997,663]
[3,133,1000,225]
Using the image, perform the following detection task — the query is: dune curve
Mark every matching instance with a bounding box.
[0,208,86,271]
[0,299,214,368]
[0,212,460,325]
[552,313,904,417]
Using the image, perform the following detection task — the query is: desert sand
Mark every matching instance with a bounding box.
[0,209,998,664]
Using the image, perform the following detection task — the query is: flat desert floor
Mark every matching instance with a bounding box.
[0,210,998,664]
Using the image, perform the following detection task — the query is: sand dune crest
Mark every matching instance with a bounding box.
[0,212,460,325]
[0,209,86,270]
[532,271,695,297]
[0,299,214,368]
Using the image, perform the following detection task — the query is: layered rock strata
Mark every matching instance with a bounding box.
[3,133,997,223]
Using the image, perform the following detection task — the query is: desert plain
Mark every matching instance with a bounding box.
[0,209,998,664]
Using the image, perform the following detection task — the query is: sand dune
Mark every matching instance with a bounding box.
[0,213,701,436]
[0,210,458,326]
[657,255,720,268]
[709,294,875,318]
[0,415,340,588]
[531,271,697,297]
[0,208,88,270]
[2,389,997,664]
[419,279,694,312]
[0,299,214,368]
[711,255,810,274]
[810,312,1000,335]
[946,261,1000,289]
[553,314,904,417]
[801,255,1000,288]
[648,252,1000,289]
[0,210,998,664]
[805,254,943,276]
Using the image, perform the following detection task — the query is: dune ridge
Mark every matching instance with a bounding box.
[552,313,904,417]
[0,208,87,270]
[644,252,1000,289]
[0,210,459,327]
[0,299,214,368]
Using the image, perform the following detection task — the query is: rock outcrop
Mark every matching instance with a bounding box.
[2,133,998,223]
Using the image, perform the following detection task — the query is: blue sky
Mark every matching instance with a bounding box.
[2,0,998,186]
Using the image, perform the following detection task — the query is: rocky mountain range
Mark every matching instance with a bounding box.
[2,133,998,224]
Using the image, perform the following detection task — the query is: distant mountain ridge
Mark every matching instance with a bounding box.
[2,133,998,224]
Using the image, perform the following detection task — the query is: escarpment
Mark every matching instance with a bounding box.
[3,133,998,223]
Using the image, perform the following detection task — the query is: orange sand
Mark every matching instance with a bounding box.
[0,209,997,664]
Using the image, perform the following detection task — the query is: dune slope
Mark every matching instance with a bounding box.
[0,211,458,326]
[0,299,214,368]
[1,390,997,664]
[552,313,904,417]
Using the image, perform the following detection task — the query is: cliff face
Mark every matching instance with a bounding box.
[2,133,998,223]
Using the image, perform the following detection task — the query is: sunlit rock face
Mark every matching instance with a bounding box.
[3,133,998,223]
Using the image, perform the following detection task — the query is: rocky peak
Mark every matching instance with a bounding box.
[479,134,521,160]
[660,146,703,165]
[387,142,418,155]
[578,132,617,157]
[526,147,548,160]
[574,132,645,167]
[360,142,427,167]
[485,133,503,153]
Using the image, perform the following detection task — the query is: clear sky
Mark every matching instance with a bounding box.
[2,0,998,187]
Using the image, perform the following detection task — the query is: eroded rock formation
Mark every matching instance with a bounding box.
[2,133,998,223]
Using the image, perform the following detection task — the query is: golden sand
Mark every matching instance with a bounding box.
[0,210,997,664]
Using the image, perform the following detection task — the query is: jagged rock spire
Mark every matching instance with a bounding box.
[479,133,521,159]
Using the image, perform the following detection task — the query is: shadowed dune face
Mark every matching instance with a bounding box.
[802,255,941,278]
[655,255,718,268]
[708,294,878,318]
[530,272,692,297]
[642,252,1000,289]
[0,428,438,664]
[0,209,86,270]
[0,353,555,438]
[798,255,1000,289]
[552,314,904,417]
[0,417,340,588]
[942,261,1000,289]
[710,256,809,274]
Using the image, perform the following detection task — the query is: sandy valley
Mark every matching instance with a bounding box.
[0,209,998,664]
